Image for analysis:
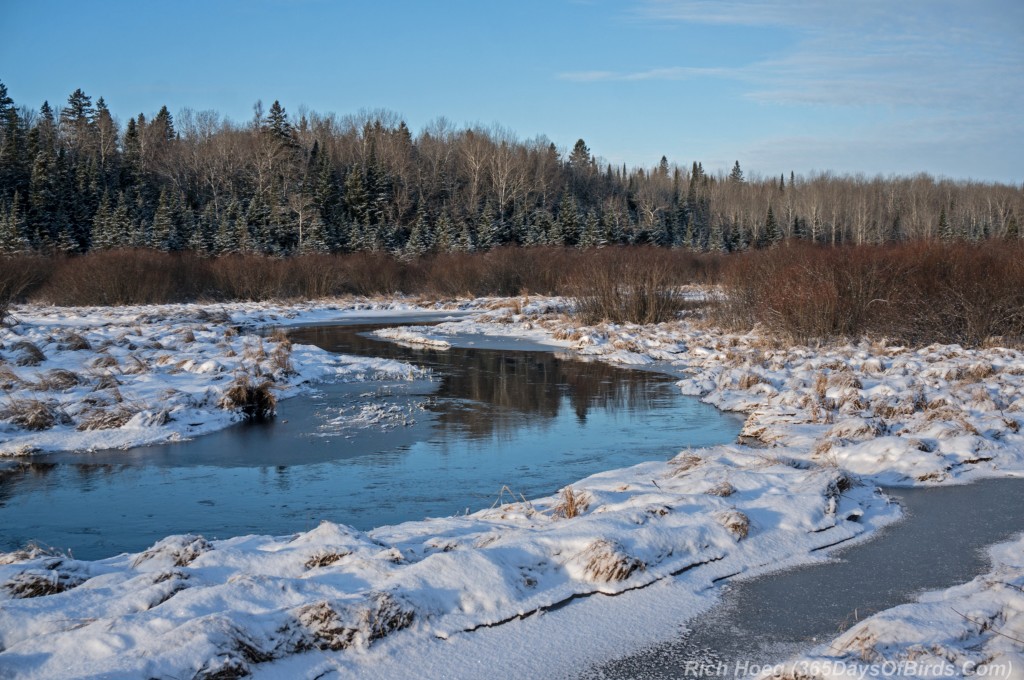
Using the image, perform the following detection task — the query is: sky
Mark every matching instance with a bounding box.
[2,0,1022,183]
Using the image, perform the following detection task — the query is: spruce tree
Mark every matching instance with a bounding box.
[299,214,330,254]
[475,202,498,250]
[729,160,744,183]
[763,205,781,247]
[939,205,954,241]
[0,194,30,255]
[150,190,174,251]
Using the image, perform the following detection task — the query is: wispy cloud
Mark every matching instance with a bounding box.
[557,66,733,82]
[566,1,1024,112]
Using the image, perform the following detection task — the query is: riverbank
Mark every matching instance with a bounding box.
[1,291,1022,679]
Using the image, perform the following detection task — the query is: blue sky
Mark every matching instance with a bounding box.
[2,0,1021,183]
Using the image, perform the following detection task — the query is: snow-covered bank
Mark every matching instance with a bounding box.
[0,298,458,455]
[767,533,1024,680]
[0,448,896,679]
[1,291,1023,678]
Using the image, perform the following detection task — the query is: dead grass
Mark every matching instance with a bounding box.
[60,332,91,351]
[3,567,85,598]
[294,592,415,651]
[552,486,590,519]
[578,539,646,582]
[305,550,351,569]
[132,535,212,568]
[218,376,277,420]
[76,405,138,431]
[716,509,751,540]
[11,340,44,366]
[705,480,736,497]
[33,368,81,391]
[669,452,703,476]
[90,355,118,369]
[737,372,770,390]
[0,364,23,389]
[0,398,71,430]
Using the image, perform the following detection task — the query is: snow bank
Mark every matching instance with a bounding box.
[0,447,896,679]
[0,298,441,455]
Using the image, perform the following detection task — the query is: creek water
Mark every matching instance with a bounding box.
[0,319,742,560]
[584,477,1024,679]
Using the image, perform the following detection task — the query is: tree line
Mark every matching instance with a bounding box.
[0,81,1021,257]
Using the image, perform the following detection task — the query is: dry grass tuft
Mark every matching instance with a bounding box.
[3,565,85,598]
[305,550,351,569]
[295,592,415,651]
[90,354,118,369]
[11,340,44,366]
[578,539,646,583]
[270,343,295,376]
[552,486,590,519]
[737,372,770,390]
[218,376,277,420]
[1,398,71,430]
[716,509,751,540]
[178,328,197,344]
[76,406,138,431]
[0,364,23,389]
[132,535,212,568]
[61,332,91,351]
[705,480,736,497]
[669,452,703,476]
[34,368,81,391]
[0,542,62,565]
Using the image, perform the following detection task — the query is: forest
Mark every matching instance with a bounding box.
[0,81,1021,258]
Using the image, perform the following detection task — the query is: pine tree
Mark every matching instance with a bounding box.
[578,209,604,248]
[405,208,433,257]
[763,205,781,247]
[153,105,175,141]
[0,194,31,255]
[475,202,498,250]
[299,214,330,254]
[91,192,115,250]
[454,218,475,252]
[939,205,954,241]
[708,218,726,252]
[150,190,175,250]
[729,160,744,183]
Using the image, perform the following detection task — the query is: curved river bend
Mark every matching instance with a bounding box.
[0,318,742,560]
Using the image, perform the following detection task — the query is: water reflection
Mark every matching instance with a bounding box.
[0,321,742,559]
[289,324,666,439]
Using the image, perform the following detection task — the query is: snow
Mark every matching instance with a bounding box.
[0,298,454,456]
[2,290,1023,678]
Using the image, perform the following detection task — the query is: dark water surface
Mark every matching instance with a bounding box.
[0,320,742,560]
[584,477,1024,679]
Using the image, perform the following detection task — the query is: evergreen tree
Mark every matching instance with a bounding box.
[405,208,433,257]
[939,205,954,241]
[153,105,175,141]
[150,190,175,251]
[578,209,604,248]
[729,160,744,183]
[91,192,115,250]
[763,205,781,247]
[0,194,30,255]
[475,202,498,250]
[454,218,475,252]
[299,213,330,254]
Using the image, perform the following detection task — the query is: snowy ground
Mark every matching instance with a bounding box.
[0,298,467,456]
[1,291,1022,679]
